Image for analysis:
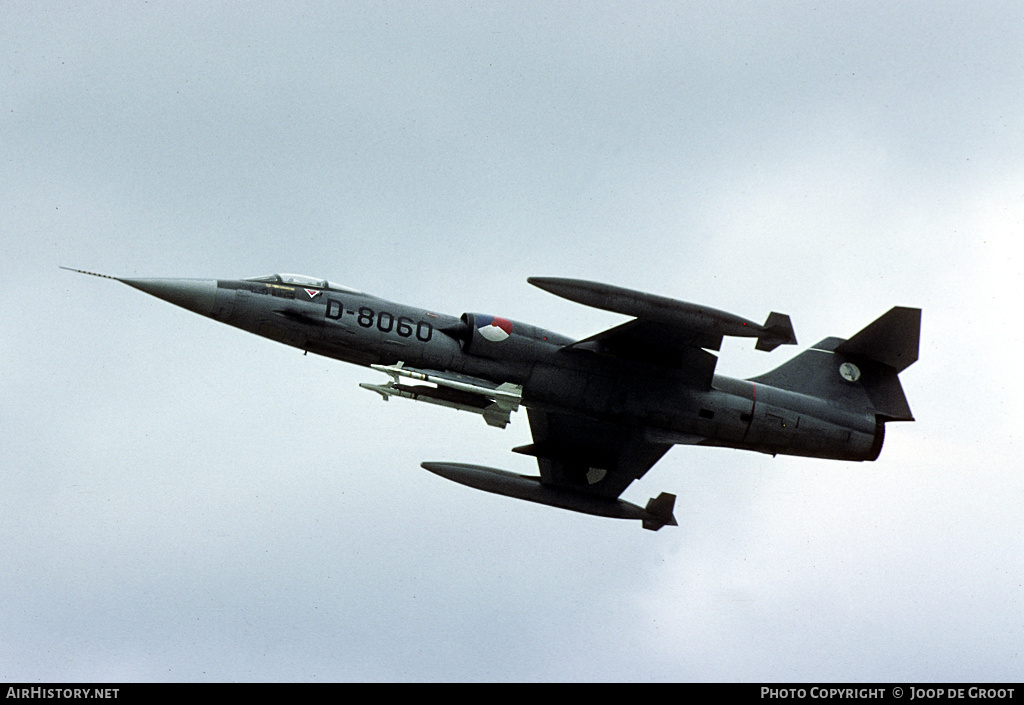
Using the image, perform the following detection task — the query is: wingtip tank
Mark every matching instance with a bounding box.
[421,461,677,530]
[529,276,795,351]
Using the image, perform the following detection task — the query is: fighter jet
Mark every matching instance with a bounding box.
[64,268,920,531]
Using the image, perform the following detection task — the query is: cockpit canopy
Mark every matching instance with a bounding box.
[244,273,362,294]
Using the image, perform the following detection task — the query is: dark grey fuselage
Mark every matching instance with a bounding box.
[212,277,882,463]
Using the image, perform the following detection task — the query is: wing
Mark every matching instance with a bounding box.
[513,408,672,500]
[567,318,721,387]
[530,277,796,388]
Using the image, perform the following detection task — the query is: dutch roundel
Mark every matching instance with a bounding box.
[476,315,514,342]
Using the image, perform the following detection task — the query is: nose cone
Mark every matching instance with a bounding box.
[119,278,218,317]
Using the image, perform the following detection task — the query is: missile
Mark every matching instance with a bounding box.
[421,461,678,531]
[360,381,514,428]
[529,277,796,351]
[362,362,522,428]
[370,363,521,411]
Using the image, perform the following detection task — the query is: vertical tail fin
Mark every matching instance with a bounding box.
[749,307,921,422]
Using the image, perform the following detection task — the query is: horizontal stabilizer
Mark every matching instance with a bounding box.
[834,307,920,372]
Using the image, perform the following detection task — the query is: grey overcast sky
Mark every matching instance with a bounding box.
[2,2,1022,682]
